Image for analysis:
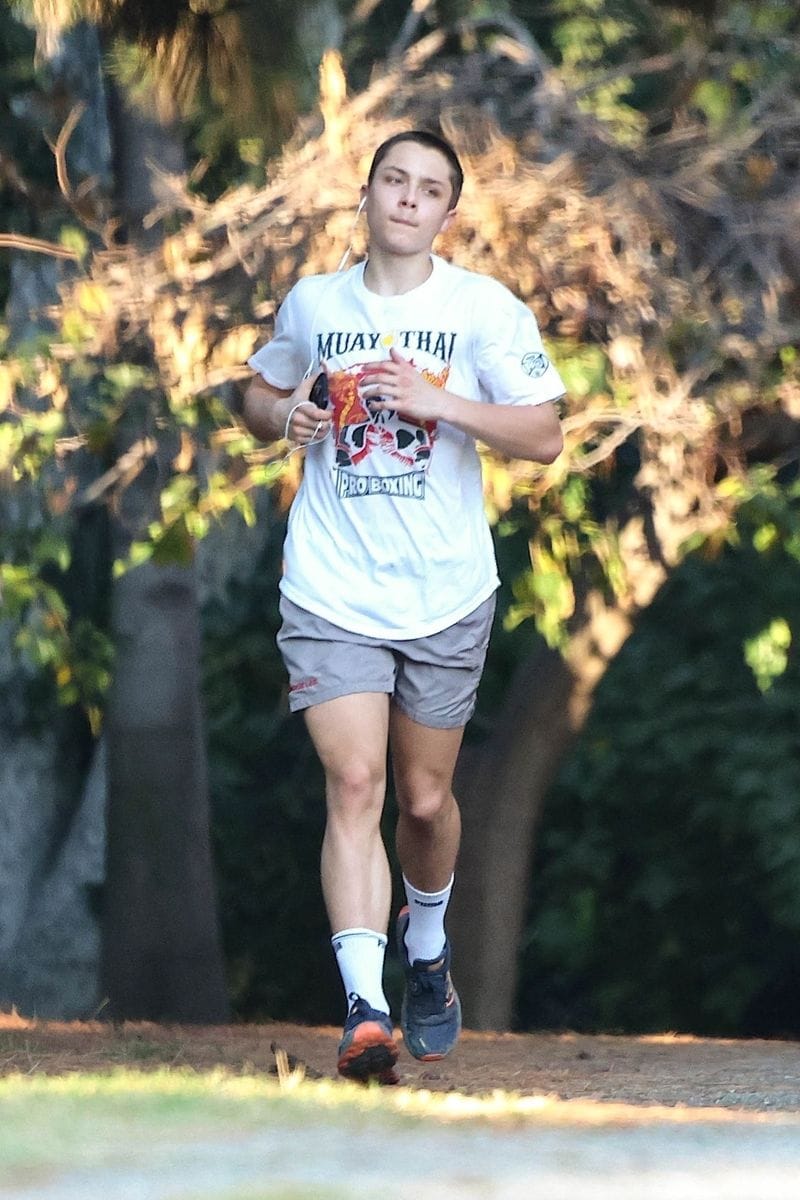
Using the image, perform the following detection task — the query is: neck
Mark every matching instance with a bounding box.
[363,249,433,296]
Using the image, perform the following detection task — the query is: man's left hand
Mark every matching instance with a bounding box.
[361,348,447,423]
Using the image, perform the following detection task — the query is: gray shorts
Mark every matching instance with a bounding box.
[276,593,497,729]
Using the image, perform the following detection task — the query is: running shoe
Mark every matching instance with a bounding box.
[396,906,462,1061]
[337,994,399,1084]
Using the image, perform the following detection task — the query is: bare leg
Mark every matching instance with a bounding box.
[304,692,392,935]
[305,692,398,1081]
[391,707,465,1060]
[390,708,465,892]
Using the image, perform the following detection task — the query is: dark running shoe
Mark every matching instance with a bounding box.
[396,906,462,1061]
[337,995,399,1084]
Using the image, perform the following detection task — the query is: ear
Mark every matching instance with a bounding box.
[359,184,368,206]
[438,208,457,236]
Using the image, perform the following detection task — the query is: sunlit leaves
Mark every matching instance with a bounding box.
[560,473,590,523]
[59,225,90,263]
[549,0,645,145]
[716,470,800,562]
[743,617,791,693]
[0,364,14,413]
[0,555,112,731]
[552,341,609,399]
[708,471,800,691]
[507,544,575,649]
[74,280,112,317]
[113,455,284,578]
[503,469,632,649]
[103,363,155,394]
[2,402,65,479]
[690,78,736,131]
[60,305,96,346]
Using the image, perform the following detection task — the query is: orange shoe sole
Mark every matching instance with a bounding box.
[337,1020,399,1085]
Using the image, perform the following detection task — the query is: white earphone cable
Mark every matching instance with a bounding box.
[336,195,366,272]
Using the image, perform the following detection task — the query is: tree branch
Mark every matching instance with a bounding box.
[75,438,158,509]
[0,233,78,260]
[46,101,110,240]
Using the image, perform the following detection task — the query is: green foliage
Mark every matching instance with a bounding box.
[0,545,113,730]
[743,617,790,693]
[505,469,629,650]
[512,0,800,149]
[0,511,114,727]
[690,77,736,130]
[100,0,328,199]
[551,342,610,400]
[0,344,114,726]
[718,471,800,564]
[516,479,800,1037]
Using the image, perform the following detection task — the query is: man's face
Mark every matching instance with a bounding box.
[363,141,456,257]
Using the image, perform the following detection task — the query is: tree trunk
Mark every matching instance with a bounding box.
[102,561,229,1021]
[99,76,229,1023]
[450,596,636,1030]
[450,645,578,1030]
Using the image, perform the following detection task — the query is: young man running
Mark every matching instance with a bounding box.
[242,130,565,1082]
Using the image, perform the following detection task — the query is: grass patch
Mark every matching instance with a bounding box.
[1,1066,792,1199]
[0,1067,555,1197]
[0,1065,552,1135]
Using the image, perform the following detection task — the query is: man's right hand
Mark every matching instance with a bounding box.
[241,373,332,444]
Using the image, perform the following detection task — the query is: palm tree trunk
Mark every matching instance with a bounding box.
[102,561,229,1021]
[100,68,229,1022]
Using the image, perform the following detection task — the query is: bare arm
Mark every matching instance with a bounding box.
[362,349,564,464]
[241,373,332,444]
[432,391,562,462]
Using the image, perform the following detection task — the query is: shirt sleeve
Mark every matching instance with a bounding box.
[474,281,565,407]
[247,285,310,389]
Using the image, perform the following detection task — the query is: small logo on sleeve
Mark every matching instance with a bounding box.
[521,351,550,378]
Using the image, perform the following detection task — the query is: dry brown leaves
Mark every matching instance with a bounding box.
[50,38,800,591]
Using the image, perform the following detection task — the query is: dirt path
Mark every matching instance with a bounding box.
[3,1013,800,1110]
[3,1016,800,1199]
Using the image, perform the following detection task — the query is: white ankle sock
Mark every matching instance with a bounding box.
[331,928,389,1015]
[402,875,454,964]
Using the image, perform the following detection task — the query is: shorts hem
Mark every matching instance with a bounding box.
[391,697,476,731]
[288,682,392,713]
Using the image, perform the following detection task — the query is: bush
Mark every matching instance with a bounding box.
[517,523,800,1037]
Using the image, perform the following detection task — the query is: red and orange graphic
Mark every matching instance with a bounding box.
[327,360,448,472]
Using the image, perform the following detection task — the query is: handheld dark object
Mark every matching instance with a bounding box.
[309,372,329,410]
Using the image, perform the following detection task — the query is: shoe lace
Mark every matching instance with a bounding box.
[408,964,448,1017]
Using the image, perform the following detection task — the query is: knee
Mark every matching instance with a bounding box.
[326,757,385,820]
[396,775,455,825]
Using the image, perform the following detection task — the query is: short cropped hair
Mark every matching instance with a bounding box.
[368,130,464,209]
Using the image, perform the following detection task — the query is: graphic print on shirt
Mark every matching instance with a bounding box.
[316,328,456,501]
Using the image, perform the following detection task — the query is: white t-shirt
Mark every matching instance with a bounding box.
[248,254,565,639]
